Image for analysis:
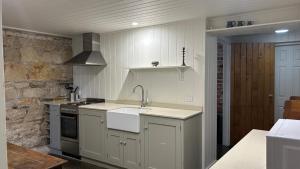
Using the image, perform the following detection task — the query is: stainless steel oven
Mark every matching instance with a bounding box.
[60,105,80,158]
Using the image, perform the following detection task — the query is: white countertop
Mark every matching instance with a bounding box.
[79,102,202,120]
[210,129,268,169]
[42,100,72,105]
[267,119,300,140]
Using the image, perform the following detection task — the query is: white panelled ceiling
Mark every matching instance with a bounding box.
[3,0,300,35]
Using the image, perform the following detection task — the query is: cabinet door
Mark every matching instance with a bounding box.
[79,114,106,162]
[123,133,141,169]
[144,117,182,169]
[49,105,61,150]
[106,130,123,167]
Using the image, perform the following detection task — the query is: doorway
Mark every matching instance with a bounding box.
[213,31,300,162]
[230,42,275,145]
[275,45,300,121]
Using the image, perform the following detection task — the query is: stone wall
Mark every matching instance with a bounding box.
[3,29,73,148]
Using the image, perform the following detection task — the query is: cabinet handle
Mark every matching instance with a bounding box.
[120,141,123,145]
[100,120,104,124]
[144,126,148,130]
[123,142,127,146]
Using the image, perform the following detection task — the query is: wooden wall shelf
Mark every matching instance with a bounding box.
[129,66,191,81]
[206,20,300,37]
[129,65,190,71]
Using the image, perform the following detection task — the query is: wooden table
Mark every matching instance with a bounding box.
[8,143,67,169]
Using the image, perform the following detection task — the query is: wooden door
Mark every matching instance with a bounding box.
[79,113,106,162]
[231,43,275,145]
[275,45,300,121]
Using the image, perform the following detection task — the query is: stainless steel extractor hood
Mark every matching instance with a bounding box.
[65,33,107,66]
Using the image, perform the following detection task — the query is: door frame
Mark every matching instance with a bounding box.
[218,38,231,146]
[274,43,300,122]
[0,0,8,168]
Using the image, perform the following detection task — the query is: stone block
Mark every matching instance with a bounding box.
[17,98,35,106]
[5,87,17,100]
[15,82,29,89]
[4,47,21,63]
[42,51,64,64]
[6,121,42,148]
[23,88,47,98]
[20,46,41,63]
[24,108,44,122]
[6,108,27,122]
[29,81,46,88]
[4,63,28,81]
[27,63,52,80]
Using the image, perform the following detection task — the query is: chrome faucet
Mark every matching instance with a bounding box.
[133,85,147,107]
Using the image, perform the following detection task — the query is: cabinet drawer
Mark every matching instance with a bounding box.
[79,108,106,116]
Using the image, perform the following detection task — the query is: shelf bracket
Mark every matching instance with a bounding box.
[129,69,138,80]
[176,67,187,81]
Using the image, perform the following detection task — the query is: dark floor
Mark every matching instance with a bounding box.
[62,158,107,169]
[49,154,107,169]
[58,147,229,169]
[217,144,231,160]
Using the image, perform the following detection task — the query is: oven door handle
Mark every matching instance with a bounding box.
[61,115,76,120]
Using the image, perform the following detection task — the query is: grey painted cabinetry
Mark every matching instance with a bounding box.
[79,109,106,162]
[106,130,123,166]
[143,116,182,169]
[79,108,201,169]
[106,130,141,169]
[141,115,202,169]
[123,132,141,169]
[49,104,62,155]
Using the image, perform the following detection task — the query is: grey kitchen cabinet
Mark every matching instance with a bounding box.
[106,129,141,169]
[49,104,62,155]
[79,109,106,162]
[78,108,201,169]
[123,132,141,169]
[142,114,202,169]
[106,130,123,167]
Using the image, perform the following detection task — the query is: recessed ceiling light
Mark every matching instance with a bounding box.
[132,22,139,26]
[275,29,289,34]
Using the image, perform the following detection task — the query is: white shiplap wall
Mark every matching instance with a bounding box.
[73,18,206,106]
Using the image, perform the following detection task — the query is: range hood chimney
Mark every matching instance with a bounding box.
[65,33,106,66]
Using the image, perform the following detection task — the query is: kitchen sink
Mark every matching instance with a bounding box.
[107,107,150,133]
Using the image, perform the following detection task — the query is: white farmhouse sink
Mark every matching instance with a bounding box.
[107,107,149,133]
